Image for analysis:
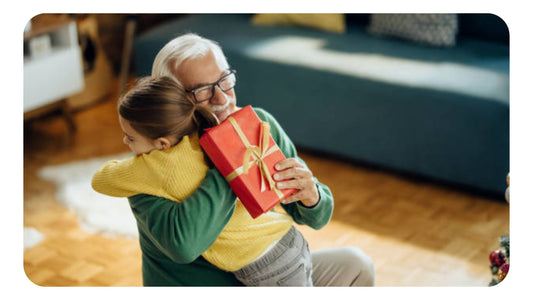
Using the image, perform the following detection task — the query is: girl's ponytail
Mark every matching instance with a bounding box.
[192,105,219,168]
[193,105,219,138]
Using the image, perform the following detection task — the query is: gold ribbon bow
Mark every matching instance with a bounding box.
[224,117,282,197]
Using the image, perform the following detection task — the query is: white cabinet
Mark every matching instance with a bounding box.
[24,20,84,129]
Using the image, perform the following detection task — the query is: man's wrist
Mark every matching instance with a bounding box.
[299,185,321,208]
[300,199,319,208]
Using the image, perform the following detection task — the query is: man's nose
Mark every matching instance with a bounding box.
[210,85,228,106]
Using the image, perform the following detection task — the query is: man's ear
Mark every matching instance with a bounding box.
[155,137,172,150]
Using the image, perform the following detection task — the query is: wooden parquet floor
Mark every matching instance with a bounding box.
[23,80,509,287]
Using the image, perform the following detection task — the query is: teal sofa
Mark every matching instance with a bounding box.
[133,14,509,198]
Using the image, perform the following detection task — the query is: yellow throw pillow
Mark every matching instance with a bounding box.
[251,13,346,33]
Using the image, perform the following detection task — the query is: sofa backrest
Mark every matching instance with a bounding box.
[346,13,509,45]
[458,14,509,45]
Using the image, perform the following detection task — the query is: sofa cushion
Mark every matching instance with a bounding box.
[251,13,346,33]
[368,14,459,47]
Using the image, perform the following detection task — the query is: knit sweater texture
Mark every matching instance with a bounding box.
[92,117,292,271]
[106,107,333,286]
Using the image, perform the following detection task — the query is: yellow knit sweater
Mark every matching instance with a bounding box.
[91,134,292,271]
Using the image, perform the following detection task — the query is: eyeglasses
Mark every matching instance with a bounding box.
[186,69,237,103]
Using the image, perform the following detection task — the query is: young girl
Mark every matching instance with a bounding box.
[91,76,313,286]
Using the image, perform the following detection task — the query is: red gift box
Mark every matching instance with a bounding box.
[199,105,296,218]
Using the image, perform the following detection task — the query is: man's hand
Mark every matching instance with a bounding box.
[272,158,319,207]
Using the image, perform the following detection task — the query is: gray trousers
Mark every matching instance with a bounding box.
[233,226,313,286]
[310,246,375,286]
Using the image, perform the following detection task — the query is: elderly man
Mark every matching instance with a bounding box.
[126,33,375,286]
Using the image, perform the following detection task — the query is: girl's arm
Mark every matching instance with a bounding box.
[92,157,149,197]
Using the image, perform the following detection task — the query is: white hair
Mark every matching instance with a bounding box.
[151,33,230,83]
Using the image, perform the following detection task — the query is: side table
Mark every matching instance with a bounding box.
[24,17,84,132]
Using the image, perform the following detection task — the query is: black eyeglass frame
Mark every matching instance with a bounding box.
[186,69,237,103]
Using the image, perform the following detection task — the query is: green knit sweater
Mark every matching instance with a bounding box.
[128,108,334,286]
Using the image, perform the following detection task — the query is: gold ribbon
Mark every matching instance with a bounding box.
[224,116,283,198]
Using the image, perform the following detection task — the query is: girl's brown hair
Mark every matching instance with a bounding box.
[118,76,219,142]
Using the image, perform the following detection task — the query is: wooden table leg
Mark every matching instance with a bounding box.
[119,15,137,95]
[60,98,77,133]
[24,98,77,133]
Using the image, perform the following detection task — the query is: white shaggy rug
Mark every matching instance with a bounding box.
[38,153,139,238]
[24,227,44,250]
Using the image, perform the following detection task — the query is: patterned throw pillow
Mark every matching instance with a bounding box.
[367,14,459,47]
